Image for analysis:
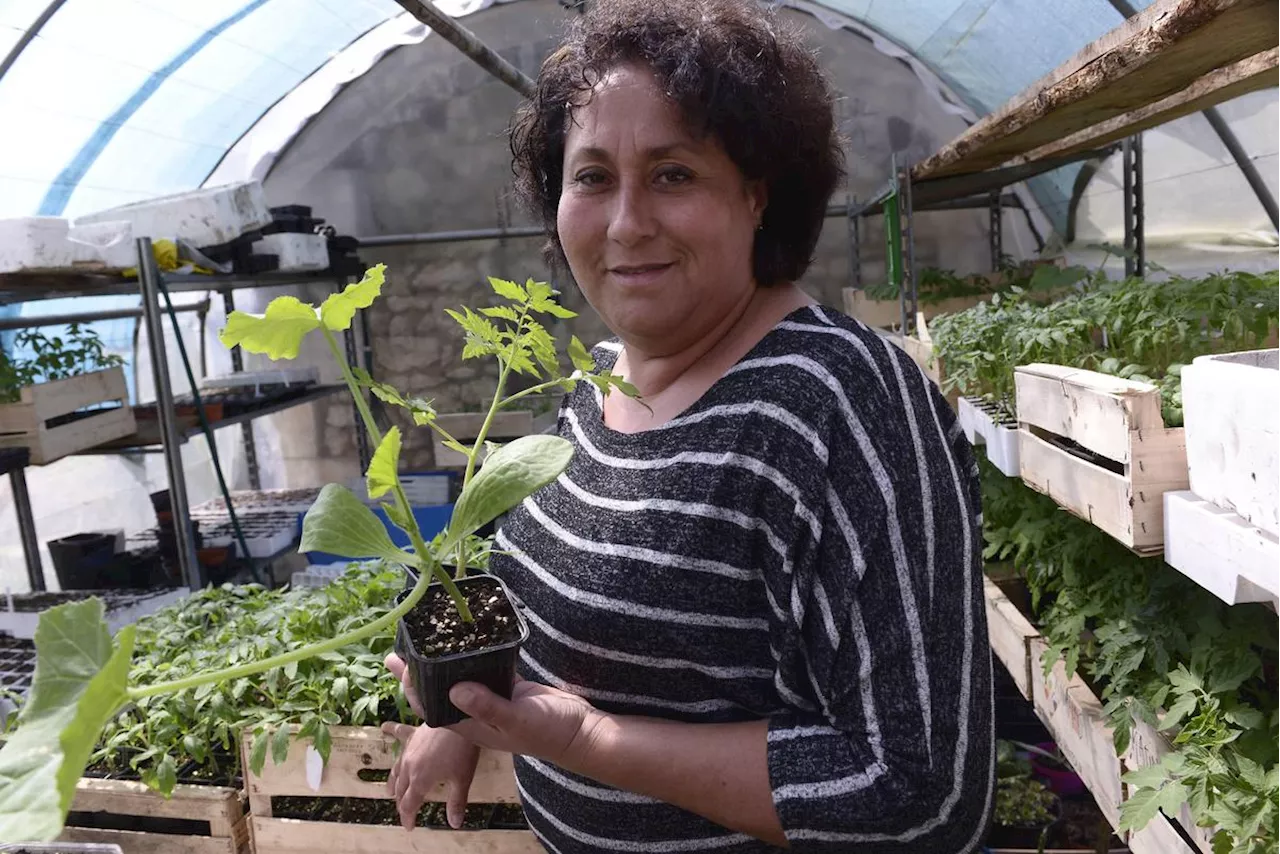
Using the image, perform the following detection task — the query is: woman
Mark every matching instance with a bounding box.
[381,0,994,850]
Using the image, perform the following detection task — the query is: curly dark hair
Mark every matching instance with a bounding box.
[510,0,844,287]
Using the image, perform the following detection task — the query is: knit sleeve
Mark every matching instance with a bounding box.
[763,342,993,854]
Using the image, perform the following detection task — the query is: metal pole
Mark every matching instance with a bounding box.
[901,165,918,333]
[137,238,202,591]
[989,190,1003,272]
[1123,137,1135,278]
[392,0,535,98]
[220,290,260,490]
[10,467,44,592]
[0,301,207,331]
[1133,134,1146,278]
[847,191,862,290]
[357,226,544,247]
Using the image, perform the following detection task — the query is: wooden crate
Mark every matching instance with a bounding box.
[60,776,249,854]
[1181,349,1278,538]
[1028,638,1127,830]
[0,367,136,464]
[983,576,1040,701]
[242,725,543,854]
[1015,364,1188,555]
[842,288,991,329]
[1123,713,1218,854]
[1163,490,1279,608]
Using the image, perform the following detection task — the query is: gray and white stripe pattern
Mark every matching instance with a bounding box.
[489,306,993,853]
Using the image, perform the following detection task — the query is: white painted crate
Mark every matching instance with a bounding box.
[1163,491,1278,607]
[1181,349,1278,538]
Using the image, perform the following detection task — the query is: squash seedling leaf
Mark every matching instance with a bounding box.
[321,264,386,332]
[300,484,420,567]
[439,434,572,555]
[367,428,401,500]
[219,297,321,360]
[0,599,135,842]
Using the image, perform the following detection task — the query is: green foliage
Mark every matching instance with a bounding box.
[930,269,1278,425]
[979,453,1279,852]
[994,776,1059,828]
[0,265,641,842]
[0,323,125,403]
[0,601,135,841]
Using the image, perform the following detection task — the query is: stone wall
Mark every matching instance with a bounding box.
[259,0,1037,480]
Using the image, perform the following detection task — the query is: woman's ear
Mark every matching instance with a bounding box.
[745,179,768,224]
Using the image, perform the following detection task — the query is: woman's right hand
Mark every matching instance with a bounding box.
[382,653,480,830]
[381,721,480,831]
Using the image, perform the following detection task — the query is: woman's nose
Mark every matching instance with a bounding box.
[606,184,657,246]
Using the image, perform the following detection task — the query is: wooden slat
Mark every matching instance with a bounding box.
[60,825,245,854]
[0,404,136,464]
[243,725,519,803]
[1163,491,1280,606]
[0,368,128,431]
[72,778,243,830]
[1015,364,1169,463]
[983,576,1041,700]
[1013,47,1279,165]
[1029,638,1126,829]
[1124,715,1218,853]
[914,0,1278,179]
[250,817,544,854]
[1019,428,1158,552]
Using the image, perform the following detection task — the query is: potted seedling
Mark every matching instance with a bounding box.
[990,740,1063,852]
[0,264,636,843]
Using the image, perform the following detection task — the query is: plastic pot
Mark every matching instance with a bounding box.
[394,573,528,727]
[47,532,117,590]
[1031,741,1085,797]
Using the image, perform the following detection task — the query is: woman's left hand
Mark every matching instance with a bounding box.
[447,677,605,765]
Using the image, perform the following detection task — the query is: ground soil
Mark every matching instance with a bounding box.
[403,578,521,658]
[271,795,527,830]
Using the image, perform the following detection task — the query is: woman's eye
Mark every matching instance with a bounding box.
[656,167,693,185]
[574,171,607,187]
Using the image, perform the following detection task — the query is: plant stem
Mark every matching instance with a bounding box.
[499,378,570,409]
[128,570,431,700]
[320,327,472,622]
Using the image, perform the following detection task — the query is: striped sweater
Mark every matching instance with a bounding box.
[488,304,994,854]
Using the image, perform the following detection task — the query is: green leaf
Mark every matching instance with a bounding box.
[300,484,420,567]
[479,305,520,322]
[1123,764,1170,791]
[320,264,385,331]
[271,724,292,766]
[1162,692,1200,732]
[0,600,136,842]
[314,725,333,765]
[568,336,595,373]
[219,297,321,360]
[249,729,269,776]
[525,279,576,318]
[366,428,401,500]
[332,676,349,707]
[382,501,412,535]
[439,434,573,555]
[488,276,527,303]
[156,754,178,797]
[1119,785,1163,832]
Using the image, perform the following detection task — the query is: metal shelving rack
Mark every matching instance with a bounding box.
[0,238,372,593]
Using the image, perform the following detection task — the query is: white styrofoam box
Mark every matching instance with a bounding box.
[1181,349,1278,537]
[0,588,187,640]
[0,217,134,273]
[67,220,135,268]
[958,396,1020,477]
[73,180,271,248]
[252,232,328,271]
[1164,491,1278,607]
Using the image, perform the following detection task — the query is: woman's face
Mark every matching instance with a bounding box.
[556,64,767,352]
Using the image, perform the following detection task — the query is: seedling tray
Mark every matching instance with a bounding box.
[0,588,186,641]
[241,725,541,854]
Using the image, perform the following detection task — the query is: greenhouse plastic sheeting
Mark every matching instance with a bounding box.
[0,0,1272,238]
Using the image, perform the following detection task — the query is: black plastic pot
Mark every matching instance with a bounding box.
[47,532,117,590]
[394,574,529,727]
